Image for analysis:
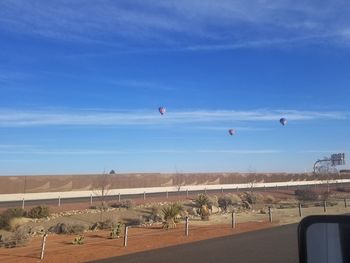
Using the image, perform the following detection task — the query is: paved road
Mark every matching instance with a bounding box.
[0,184,322,209]
[0,186,286,208]
[90,224,299,263]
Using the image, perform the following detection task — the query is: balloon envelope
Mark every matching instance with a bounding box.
[280,118,287,126]
[158,107,166,115]
[228,129,236,135]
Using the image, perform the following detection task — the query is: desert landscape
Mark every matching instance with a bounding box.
[1,176,350,263]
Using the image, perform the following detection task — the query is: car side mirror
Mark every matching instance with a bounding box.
[298,215,350,263]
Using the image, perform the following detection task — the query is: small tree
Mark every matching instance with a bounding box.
[94,171,112,221]
[174,171,185,193]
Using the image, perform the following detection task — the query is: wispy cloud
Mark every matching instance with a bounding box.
[0,108,347,127]
[0,1,349,50]
[109,80,174,91]
[300,150,348,154]
[0,147,282,155]
[185,126,272,132]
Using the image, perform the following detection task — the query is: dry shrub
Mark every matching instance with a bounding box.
[9,217,32,231]
[149,206,162,222]
[27,206,49,219]
[295,189,318,201]
[90,219,115,231]
[319,191,332,201]
[0,208,26,230]
[3,226,31,248]
[49,223,87,234]
[264,195,276,204]
[241,192,264,205]
[110,199,135,209]
[218,194,241,212]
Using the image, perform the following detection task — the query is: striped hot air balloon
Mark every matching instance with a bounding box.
[280,118,287,126]
[158,107,166,115]
[228,129,236,136]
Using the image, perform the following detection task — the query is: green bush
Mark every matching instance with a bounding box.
[72,235,85,245]
[109,223,123,239]
[194,194,213,208]
[27,206,49,219]
[162,203,182,229]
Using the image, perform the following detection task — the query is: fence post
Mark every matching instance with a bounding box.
[204,188,207,194]
[22,197,25,209]
[90,194,93,205]
[58,196,61,207]
[118,193,121,202]
[345,199,347,208]
[236,186,238,192]
[40,233,48,260]
[298,203,302,217]
[186,189,189,198]
[323,201,327,213]
[143,192,146,200]
[231,211,236,229]
[124,226,128,247]
[166,191,168,199]
[185,216,189,236]
[268,207,273,223]
[221,187,224,194]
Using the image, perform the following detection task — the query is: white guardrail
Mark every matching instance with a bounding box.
[1,179,350,202]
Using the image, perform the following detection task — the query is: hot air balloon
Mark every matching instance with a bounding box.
[280,118,287,126]
[228,129,236,136]
[158,107,166,115]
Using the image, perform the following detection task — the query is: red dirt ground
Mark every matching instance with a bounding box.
[0,221,274,263]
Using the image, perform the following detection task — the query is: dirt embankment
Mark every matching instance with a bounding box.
[2,172,349,194]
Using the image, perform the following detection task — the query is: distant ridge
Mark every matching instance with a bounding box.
[0,172,348,195]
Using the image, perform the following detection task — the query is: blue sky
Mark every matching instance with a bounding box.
[0,0,349,175]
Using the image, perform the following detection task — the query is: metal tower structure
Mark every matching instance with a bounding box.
[313,153,346,174]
